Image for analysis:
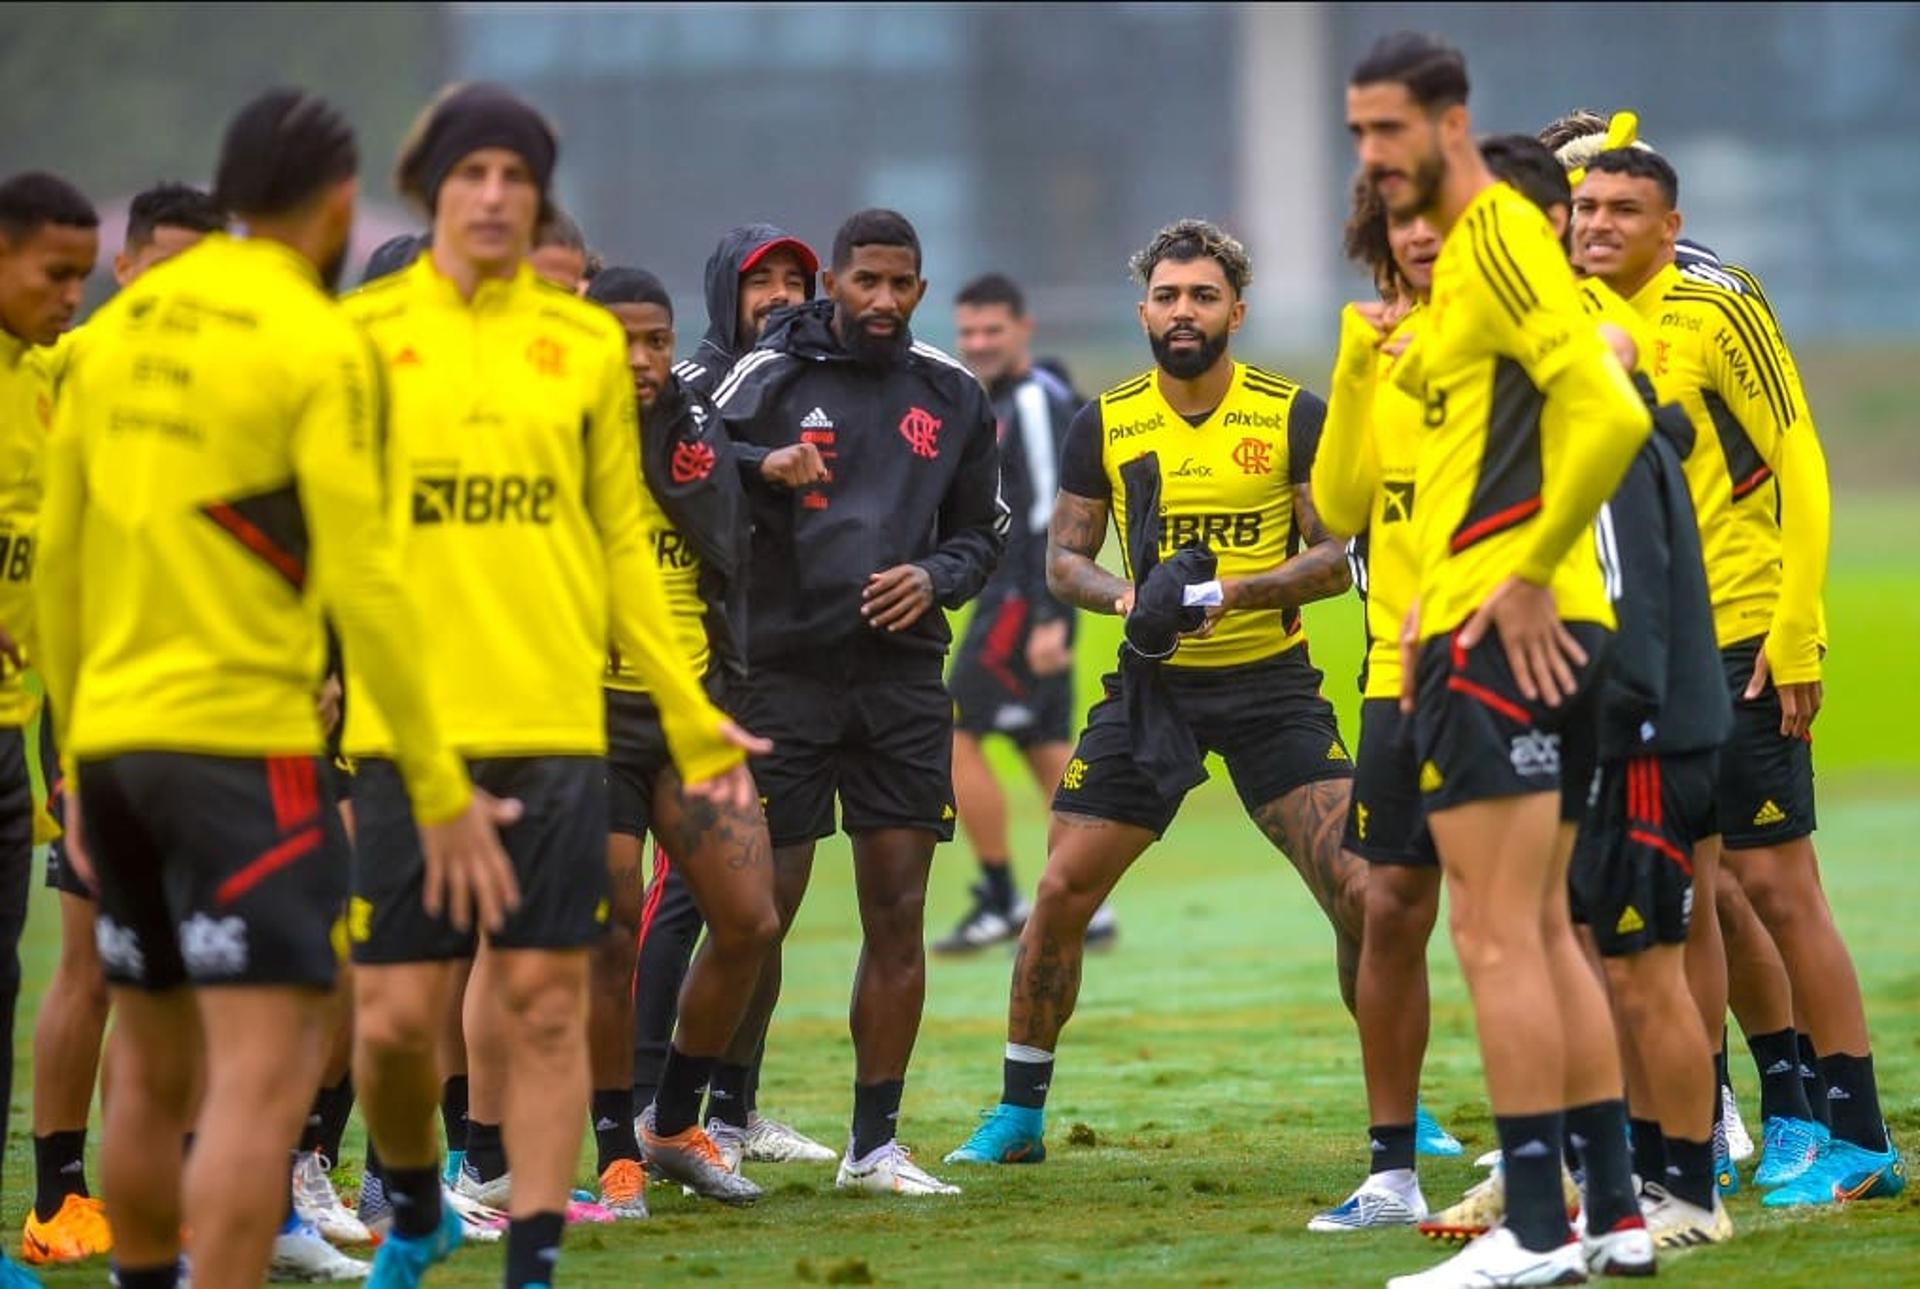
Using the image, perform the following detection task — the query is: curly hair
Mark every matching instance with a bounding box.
[1129,218,1252,296]
[1537,109,1610,154]
[1341,173,1406,301]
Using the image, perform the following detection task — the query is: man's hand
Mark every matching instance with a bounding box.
[1598,321,1639,373]
[1114,587,1136,616]
[760,443,829,489]
[315,675,344,739]
[862,564,935,632]
[1026,618,1072,677]
[418,789,524,934]
[1398,598,1421,715]
[1457,576,1588,708]
[1745,645,1822,739]
[681,722,770,812]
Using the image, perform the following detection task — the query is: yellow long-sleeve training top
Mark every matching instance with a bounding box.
[35,234,472,821]
[0,327,55,729]
[340,254,738,782]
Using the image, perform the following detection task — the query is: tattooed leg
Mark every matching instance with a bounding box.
[651,767,782,1059]
[1252,780,1369,1014]
[1007,813,1155,1050]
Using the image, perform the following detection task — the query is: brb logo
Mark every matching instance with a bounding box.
[413,473,559,525]
[670,440,716,484]
[899,406,943,459]
[1231,437,1273,475]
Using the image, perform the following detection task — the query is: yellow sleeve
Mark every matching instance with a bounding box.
[1310,305,1385,540]
[1704,296,1829,683]
[586,334,740,783]
[32,391,83,754]
[294,330,472,824]
[1467,204,1651,583]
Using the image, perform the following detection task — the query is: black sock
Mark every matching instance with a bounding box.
[506,1212,565,1289]
[653,1047,714,1139]
[1496,1111,1571,1253]
[1369,1122,1415,1175]
[112,1263,182,1289]
[441,1075,470,1155]
[850,1079,905,1160]
[706,1061,752,1129]
[1664,1134,1716,1210]
[1629,1117,1664,1189]
[1797,1032,1832,1128]
[33,1129,88,1222]
[315,1076,354,1164]
[466,1120,507,1181]
[746,1050,763,1115]
[979,859,1015,910]
[1002,1049,1054,1110]
[1715,1043,1731,1100]
[592,1086,641,1171]
[1819,1052,1887,1150]
[1568,1100,1641,1236]
[1747,1028,1814,1122]
[384,1166,443,1241]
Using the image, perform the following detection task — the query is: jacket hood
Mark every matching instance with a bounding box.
[695,223,819,373]
[756,297,920,367]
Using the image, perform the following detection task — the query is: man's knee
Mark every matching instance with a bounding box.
[707,900,780,962]
[1446,896,1539,976]
[1364,869,1439,949]
[1729,847,1821,932]
[500,957,588,1050]
[356,979,443,1057]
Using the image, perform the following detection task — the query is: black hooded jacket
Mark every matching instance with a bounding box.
[672,223,817,400]
[637,374,750,681]
[712,298,1009,666]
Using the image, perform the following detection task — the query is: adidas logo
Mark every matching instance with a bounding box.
[595,1116,619,1130]
[801,406,834,429]
[1326,741,1346,761]
[1512,1138,1554,1159]
[1752,799,1787,827]
[1764,1059,1794,1076]
[1829,1086,1851,1100]
[1420,761,1444,793]
[1615,905,1645,935]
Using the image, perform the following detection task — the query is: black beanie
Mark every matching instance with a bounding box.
[396,83,557,215]
[585,266,672,317]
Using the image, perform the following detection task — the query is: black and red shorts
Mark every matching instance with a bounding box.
[1573,750,1718,957]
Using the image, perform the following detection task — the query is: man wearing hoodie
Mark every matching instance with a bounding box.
[713,208,1007,1195]
[630,223,837,1167]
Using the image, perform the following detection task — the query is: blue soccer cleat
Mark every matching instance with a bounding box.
[440,1149,466,1188]
[943,1104,1046,1165]
[1763,1135,1906,1208]
[368,1202,463,1288]
[1415,1103,1464,1157]
[1753,1116,1828,1188]
[0,1252,39,1288]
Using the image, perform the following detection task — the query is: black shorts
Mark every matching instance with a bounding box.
[349,755,609,963]
[36,712,88,898]
[1716,637,1816,849]
[950,597,1074,748]
[1344,698,1436,867]
[79,752,349,990]
[736,647,955,848]
[607,690,674,841]
[1413,623,1607,821]
[1051,646,1353,838]
[1574,750,1718,956]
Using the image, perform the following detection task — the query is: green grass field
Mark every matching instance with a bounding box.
[15,497,1920,1286]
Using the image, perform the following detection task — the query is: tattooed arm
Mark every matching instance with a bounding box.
[1046,491,1133,615]
[1218,483,1353,613]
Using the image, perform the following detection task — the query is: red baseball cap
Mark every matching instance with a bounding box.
[739,236,819,278]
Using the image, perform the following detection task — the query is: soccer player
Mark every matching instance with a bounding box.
[947,218,1362,1169]
[580,265,777,1209]
[0,168,98,1289]
[1307,179,1456,1231]
[35,89,513,1289]
[632,221,834,1170]
[935,272,1102,954]
[713,207,1006,1195]
[1345,34,1656,1286]
[342,83,760,1288]
[528,204,587,293]
[23,179,224,1269]
[1577,145,1904,1207]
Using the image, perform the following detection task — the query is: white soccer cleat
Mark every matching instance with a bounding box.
[442,1184,507,1243]
[292,1152,372,1247]
[707,1119,749,1174]
[1475,1149,1504,1169]
[835,1141,962,1196]
[1387,1226,1588,1288]
[269,1216,371,1282]
[1580,1217,1656,1277]
[454,1165,514,1212]
[1639,1181,1733,1250]
[1722,1085,1755,1164]
[1308,1172,1428,1232]
[742,1113,838,1164]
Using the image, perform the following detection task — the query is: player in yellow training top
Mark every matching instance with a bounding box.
[947,218,1363,1169]
[0,169,97,1289]
[35,92,514,1289]
[1347,34,1656,1288]
[341,83,762,1289]
[1306,175,1465,1232]
[1575,145,1904,1207]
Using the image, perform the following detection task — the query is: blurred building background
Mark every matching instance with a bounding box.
[4,1,1915,472]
